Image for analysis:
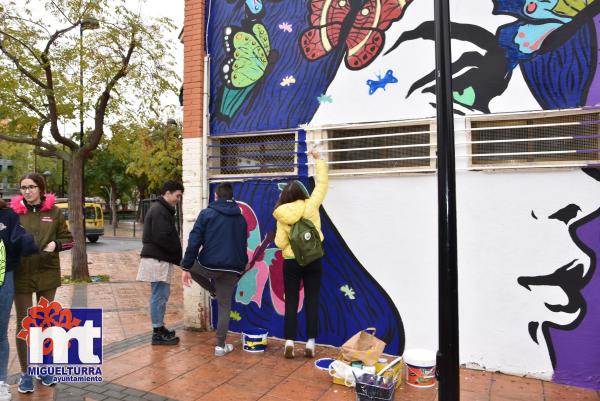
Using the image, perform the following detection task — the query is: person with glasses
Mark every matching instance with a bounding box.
[10,173,72,394]
[0,198,38,401]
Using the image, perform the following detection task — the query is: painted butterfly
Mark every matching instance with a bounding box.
[222,22,271,89]
[220,22,273,117]
[236,202,305,316]
[299,0,412,70]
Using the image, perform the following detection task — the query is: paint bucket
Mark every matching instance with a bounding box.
[403,349,436,388]
[241,328,268,352]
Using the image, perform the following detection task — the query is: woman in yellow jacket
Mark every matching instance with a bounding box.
[273,149,328,358]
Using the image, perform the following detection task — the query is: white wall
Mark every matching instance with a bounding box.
[324,168,600,378]
[309,0,540,127]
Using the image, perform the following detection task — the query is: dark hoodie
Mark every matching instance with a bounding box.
[181,199,248,274]
[0,207,38,280]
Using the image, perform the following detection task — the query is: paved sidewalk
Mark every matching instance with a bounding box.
[3,244,599,400]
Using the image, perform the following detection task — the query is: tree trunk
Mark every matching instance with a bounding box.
[68,153,89,281]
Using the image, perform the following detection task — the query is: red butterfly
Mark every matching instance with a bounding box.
[299,0,411,70]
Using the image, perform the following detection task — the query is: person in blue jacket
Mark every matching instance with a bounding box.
[181,183,248,356]
[0,198,37,401]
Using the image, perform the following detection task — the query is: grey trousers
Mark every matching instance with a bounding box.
[189,262,238,347]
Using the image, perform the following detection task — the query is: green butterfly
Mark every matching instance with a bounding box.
[0,240,6,286]
[220,22,272,118]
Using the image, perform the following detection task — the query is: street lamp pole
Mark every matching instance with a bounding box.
[433,0,459,399]
[78,18,100,236]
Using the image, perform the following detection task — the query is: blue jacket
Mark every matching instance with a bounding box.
[0,208,38,282]
[181,199,248,274]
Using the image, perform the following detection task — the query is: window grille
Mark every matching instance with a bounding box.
[470,111,600,167]
[326,123,434,171]
[208,132,297,177]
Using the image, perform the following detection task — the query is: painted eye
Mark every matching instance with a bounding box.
[338,0,346,7]
[361,8,369,15]
[526,2,537,13]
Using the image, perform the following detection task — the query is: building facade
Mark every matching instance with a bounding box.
[182,0,600,389]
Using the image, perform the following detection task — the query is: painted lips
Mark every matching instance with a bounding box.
[518,259,588,315]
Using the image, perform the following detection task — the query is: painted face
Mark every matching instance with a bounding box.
[456,170,600,378]
[19,178,42,205]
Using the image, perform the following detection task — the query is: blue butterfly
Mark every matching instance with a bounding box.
[367,70,398,95]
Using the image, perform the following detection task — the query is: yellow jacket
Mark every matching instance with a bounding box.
[273,159,328,259]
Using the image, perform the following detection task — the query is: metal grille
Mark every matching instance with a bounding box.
[208,133,297,177]
[327,124,433,170]
[471,112,600,166]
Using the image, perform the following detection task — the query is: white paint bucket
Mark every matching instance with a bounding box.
[404,349,436,388]
[241,328,268,352]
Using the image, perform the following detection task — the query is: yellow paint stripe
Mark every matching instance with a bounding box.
[348,0,382,56]
[319,0,334,52]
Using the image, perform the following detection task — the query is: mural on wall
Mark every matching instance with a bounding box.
[385,0,600,112]
[209,179,406,356]
[208,0,416,134]
[206,0,600,389]
[516,169,600,389]
[298,0,413,70]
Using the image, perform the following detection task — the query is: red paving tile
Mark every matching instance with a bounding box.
[5,248,600,401]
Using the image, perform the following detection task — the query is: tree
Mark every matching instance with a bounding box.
[125,119,182,193]
[85,136,135,228]
[0,0,178,280]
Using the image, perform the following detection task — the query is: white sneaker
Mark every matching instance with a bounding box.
[284,339,295,358]
[215,344,234,356]
[0,381,11,401]
[305,338,315,358]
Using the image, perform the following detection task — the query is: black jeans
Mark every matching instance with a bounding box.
[283,258,323,340]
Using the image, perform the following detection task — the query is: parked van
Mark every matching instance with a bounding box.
[55,199,104,243]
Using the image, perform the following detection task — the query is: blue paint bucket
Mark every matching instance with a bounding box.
[242,328,268,352]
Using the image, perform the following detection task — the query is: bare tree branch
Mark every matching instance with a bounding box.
[14,93,47,120]
[2,14,53,36]
[87,35,136,153]
[0,29,43,64]
[43,23,79,55]
[0,35,47,88]
[48,0,75,25]
[35,147,58,158]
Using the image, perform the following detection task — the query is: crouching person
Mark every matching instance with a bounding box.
[180,183,247,356]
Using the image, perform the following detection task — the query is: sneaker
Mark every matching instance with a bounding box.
[0,381,11,401]
[214,344,234,356]
[39,375,55,386]
[152,331,180,345]
[284,340,295,359]
[17,374,34,394]
[304,339,315,358]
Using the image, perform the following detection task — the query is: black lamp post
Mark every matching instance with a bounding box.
[433,0,460,399]
[79,17,100,234]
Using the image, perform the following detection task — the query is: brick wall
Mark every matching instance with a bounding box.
[182,0,210,330]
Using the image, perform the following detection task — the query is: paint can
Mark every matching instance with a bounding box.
[241,328,268,352]
[403,349,436,388]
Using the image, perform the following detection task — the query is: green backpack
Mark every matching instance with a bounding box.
[289,218,324,266]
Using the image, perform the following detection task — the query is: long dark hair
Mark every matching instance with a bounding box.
[274,181,308,210]
[0,199,6,209]
[19,172,46,194]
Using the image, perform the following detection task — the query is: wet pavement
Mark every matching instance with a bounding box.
[3,241,599,401]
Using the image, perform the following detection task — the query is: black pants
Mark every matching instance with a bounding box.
[189,262,238,347]
[283,258,323,340]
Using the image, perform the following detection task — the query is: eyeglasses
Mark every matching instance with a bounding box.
[20,185,38,192]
